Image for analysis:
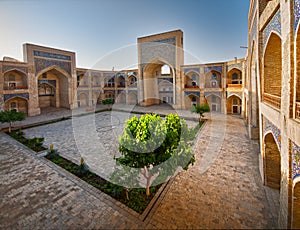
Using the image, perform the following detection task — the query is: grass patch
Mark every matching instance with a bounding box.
[45,153,161,214]
[7,129,46,152]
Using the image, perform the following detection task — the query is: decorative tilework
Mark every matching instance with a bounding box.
[103,72,115,77]
[34,58,71,75]
[127,71,137,77]
[158,78,173,84]
[204,66,223,74]
[250,0,257,26]
[104,90,114,94]
[91,72,101,77]
[295,0,300,32]
[184,68,200,74]
[263,117,281,149]
[2,65,28,74]
[38,80,56,88]
[263,10,281,50]
[128,90,137,94]
[153,37,176,45]
[4,93,29,102]
[141,42,176,69]
[184,92,200,97]
[227,92,242,99]
[33,50,71,61]
[292,141,300,180]
[116,72,126,78]
[204,92,222,98]
[227,62,243,72]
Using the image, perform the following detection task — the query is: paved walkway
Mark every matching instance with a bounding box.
[0,109,279,229]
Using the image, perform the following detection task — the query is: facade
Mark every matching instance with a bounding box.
[0,30,245,116]
[1,1,299,227]
[245,0,300,228]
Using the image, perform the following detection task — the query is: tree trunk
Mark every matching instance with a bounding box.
[146,175,152,197]
[9,121,12,133]
[125,188,129,200]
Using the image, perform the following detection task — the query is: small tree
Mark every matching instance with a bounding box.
[116,113,195,197]
[191,104,210,123]
[0,110,26,132]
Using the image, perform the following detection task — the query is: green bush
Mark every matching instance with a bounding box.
[102,98,114,105]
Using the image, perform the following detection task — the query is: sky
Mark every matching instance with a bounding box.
[0,0,250,70]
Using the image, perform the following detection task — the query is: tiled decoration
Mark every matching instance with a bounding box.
[38,80,56,88]
[33,50,71,61]
[250,0,257,26]
[250,16,258,48]
[2,65,28,74]
[184,92,200,97]
[153,37,176,45]
[292,141,300,180]
[227,92,242,99]
[103,72,115,78]
[116,72,126,78]
[141,41,176,70]
[158,78,173,84]
[263,10,281,50]
[128,90,137,94]
[4,93,29,102]
[34,58,71,75]
[204,66,223,74]
[127,71,137,77]
[295,0,300,32]
[184,67,200,74]
[227,62,243,72]
[204,92,222,98]
[263,116,281,149]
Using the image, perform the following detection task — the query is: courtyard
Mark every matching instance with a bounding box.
[0,105,279,229]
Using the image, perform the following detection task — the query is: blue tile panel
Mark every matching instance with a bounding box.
[292,141,300,180]
[158,78,173,84]
[33,50,71,61]
[184,92,200,97]
[227,62,243,72]
[2,65,28,74]
[264,117,281,149]
[204,66,223,74]
[184,68,200,74]
[34,58,71,75]
[4,93,29,102]
[263,10,281,50]
[38,80,56,88]
[204,92,222,98]
[295,0,300,32]
[128,90,137,94]
[141,42,176,70]
[153,37,176,45]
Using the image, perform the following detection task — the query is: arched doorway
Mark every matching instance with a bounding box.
[128,92,138,105]
[143,60,174,106]
[292,182,300,229]
[128,75,137,87]
[116,93,126,104]
[184,71,199,88]
[206,94,221,112]
[4,97,28,114]
[3,70,27,90]
[77,93,88,107]
[263,33,282,109]
[205,71,221,88]
[185,94,199,109]
[227,95,242,114]
[264,133,281,189]
[37,67,71,109]
[227,68,242,86]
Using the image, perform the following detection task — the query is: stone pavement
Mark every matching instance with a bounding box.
[145,113,279,229]
[0,108,279,229]
[0,133,148,229]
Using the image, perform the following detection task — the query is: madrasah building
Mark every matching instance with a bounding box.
[0,0,299,228]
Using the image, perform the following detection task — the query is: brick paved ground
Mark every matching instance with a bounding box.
[145,113,279,229]
[0,107,279,229]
